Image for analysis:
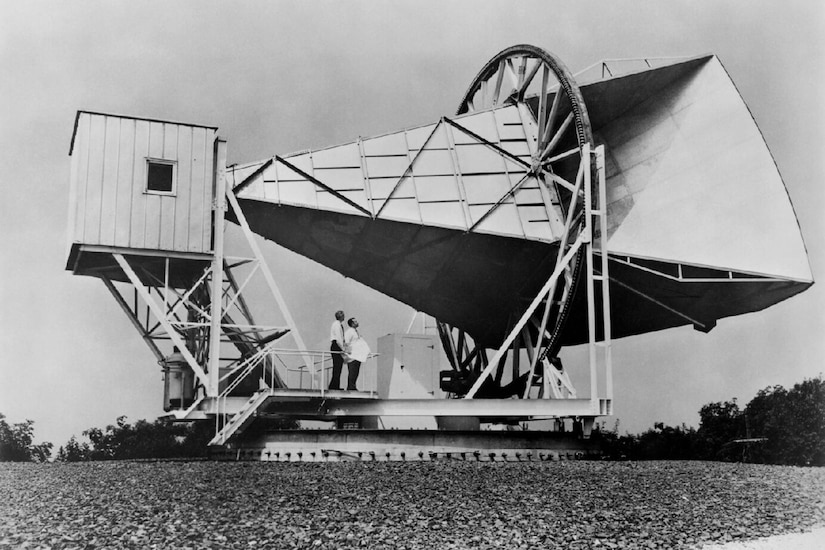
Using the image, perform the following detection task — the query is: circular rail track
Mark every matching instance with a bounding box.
[447,45,595,374]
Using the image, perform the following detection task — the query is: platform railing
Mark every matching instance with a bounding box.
[213,346,380,434]
[256,348,378,397]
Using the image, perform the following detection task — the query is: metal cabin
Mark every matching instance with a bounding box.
[67,112,217,274]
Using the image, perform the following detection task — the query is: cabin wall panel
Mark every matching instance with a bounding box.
[114,118,136,247]
[158,124,178,251]
[83,114,106,244]
[72,115,90,246]
[201,130,216,253]
[174,127,193,251]
[129,120,151,249]
[143,122,165,250]
[99,116,121,245]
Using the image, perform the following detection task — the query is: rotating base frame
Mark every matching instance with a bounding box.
[210,428,602,462]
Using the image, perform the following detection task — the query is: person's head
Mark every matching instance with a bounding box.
[335,310,345,321]
[348,317,358,328]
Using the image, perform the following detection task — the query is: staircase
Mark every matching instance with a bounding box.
[209,389,273,446]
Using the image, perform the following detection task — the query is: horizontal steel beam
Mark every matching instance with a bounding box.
[321,397,600,417]
[188,392,601,419]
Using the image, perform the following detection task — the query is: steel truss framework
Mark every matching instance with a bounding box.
[436,45,607,407]
[96,140,315,413]
[456,143,612,413]
[69,46,621,444]
[217,46,614,428]
[209,141,612,448]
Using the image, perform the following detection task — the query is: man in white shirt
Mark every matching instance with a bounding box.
[343,317,370,391]
[328,310,346,390]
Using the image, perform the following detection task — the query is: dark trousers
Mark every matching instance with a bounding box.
[347,361,361,391]
[329,341,344,390]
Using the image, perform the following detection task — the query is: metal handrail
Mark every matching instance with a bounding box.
[214,347,381,438]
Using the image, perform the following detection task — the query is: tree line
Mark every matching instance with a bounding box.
[593,375,824,466]
[2,376,822,465]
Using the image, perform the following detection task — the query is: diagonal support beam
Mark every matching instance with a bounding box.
[275,155,373,217]
[467,172,531,233]
[113,253,211,391]
[232,158,274,195]
[226,188,316,376]
[375,121,442,218]
[464,233,586,399]
[101,276,165,363]
[444,117,531,170]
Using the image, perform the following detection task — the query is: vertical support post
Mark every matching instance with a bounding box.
[209,138,228,397]
[163,257,169,313]
[583,143,598,405]
[596,145,613,408]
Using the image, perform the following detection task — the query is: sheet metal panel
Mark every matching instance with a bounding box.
[158,123,178,251]
[172,126,193,251]
[462,174,513,204]
[362,132,407,156]
[405,124,439,151]
[83,114,106,244]
[191,126,211,253]
[469,202,524,235]
[600,57,811,281]
[129,119,150,249]
[99,116,120,245]
[374,198,422,221]
[142,121,165,249]
[114,118,136,247]
[311,143,361,168]
[451,111,499,144]
[364,155,409,178]
[235,107,562,242]
[71,114,90,247]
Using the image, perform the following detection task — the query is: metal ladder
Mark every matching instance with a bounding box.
[209,389,272,446]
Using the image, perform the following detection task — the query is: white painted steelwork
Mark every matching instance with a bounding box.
[66,45,813,449]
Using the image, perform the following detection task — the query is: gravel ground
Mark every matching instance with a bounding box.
[1,460,823,549]
[701,527,825,550]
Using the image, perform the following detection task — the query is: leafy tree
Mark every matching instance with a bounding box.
[82,416,182,460]
[0,413,52,462]
[591,421,641,460]
[745,376,825,466]
[696,400,744,461]
[65,416,214,460]
[637,422,698,460]
[56,436,91,462]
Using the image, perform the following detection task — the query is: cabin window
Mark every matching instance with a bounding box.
[146,159,176,194]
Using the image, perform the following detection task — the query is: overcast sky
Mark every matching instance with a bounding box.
[1,0,823,447]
